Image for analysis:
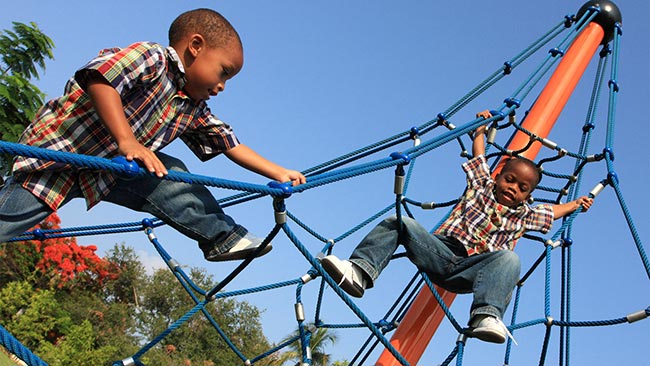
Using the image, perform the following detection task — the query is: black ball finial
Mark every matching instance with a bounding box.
[576,1,622,44]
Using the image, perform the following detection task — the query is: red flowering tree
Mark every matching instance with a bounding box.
[0,213,117,290]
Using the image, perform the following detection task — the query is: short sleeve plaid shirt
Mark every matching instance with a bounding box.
[436,155,554,256]
[12,42,239,210]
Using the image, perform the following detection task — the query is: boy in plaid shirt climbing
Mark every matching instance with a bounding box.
[321,113,592,343]
[0,8,305,261]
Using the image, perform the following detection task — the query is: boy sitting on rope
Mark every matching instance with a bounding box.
[0,9,305,261]
[321,113,593,344]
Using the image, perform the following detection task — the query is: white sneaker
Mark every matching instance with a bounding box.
[469,315,517,345]
[206,233,272,262]
[320,255,366,298]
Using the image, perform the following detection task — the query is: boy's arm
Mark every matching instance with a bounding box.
[224,144,306,186]
[472,110,492,157]
[552,196,594,219]
[86,75,168,177]
[472,124,487,157]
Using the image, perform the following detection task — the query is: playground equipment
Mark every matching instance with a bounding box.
[0,1,648,365]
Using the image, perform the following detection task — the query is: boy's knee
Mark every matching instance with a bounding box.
[381,215,419,232]
[498,250,521,272]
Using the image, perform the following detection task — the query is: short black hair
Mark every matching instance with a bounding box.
[168,8,241,49]
[502,156,542,187]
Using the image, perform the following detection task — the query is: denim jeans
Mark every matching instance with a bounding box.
[349,216,521,321]
[0,152,247,257]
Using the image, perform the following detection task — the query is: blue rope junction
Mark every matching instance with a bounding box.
[1,6,648,366]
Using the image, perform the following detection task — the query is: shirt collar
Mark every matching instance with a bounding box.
[165,46,187,90]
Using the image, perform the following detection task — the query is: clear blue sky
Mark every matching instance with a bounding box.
[2,1,648,365]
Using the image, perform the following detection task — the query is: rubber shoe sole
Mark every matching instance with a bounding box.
[320,256,365,298]
[207,243,272,262]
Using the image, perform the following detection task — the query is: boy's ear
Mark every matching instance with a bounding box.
[188,34,206,56]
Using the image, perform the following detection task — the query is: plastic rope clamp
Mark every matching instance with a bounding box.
[549,47,565,57]
[32,229,46,241]
[111,156,140,178]
[504,97,521,108]
[615,22,623,36]
[409,127,419,139]
[409,127,421,146]
[267,181,293,198]
[603,147,615,161]
[390,152,411,165]
[141,218,155,229]
[503,61,512,75]
[608,172,619,185]
[599,44,612,57]
[490,110,506,121]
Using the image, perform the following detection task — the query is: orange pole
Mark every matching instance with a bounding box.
[376,21,605,366]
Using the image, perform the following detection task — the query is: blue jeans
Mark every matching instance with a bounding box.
[349,216,521,321]
[0,153,247,258]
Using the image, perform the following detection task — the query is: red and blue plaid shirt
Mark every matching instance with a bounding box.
[12,42,239,210]
[436,155,554,256]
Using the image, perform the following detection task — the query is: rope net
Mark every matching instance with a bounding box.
[0,5,648,366]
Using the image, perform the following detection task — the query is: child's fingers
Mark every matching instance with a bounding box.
[475,110,492,119]
[128,149,168,177]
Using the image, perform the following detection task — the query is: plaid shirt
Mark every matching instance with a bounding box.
[12,42,239,210]
[436,155,553,256]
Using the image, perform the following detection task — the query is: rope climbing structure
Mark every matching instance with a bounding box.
[0,1,648,365]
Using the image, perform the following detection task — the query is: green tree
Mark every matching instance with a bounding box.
[102,243,146,305]
[0,21,54,179]
[137,267,272,365]
[272,325,338,366]
[37,320,120,366]
[0,281,71,350]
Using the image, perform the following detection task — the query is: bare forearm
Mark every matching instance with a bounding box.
[552,196,594,219]
[472,125,486,157]
[86,77,136,146]
[225,144,306,186]
[225,144,283,179]
[85,75,167,176]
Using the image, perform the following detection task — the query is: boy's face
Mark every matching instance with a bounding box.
[494,161,538,207]
[183,36,243,101]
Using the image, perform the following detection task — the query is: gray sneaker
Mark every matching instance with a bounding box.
[205,233,272,262]
[320,255,366,298]
[468,315,517,345]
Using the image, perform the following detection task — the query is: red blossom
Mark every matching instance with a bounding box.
[28,213,118,288]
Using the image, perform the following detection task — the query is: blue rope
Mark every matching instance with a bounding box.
[0,324,47,366]
[1,8,647,366]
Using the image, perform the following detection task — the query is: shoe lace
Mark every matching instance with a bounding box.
[495,318,518,346]
[338,263,353,287]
